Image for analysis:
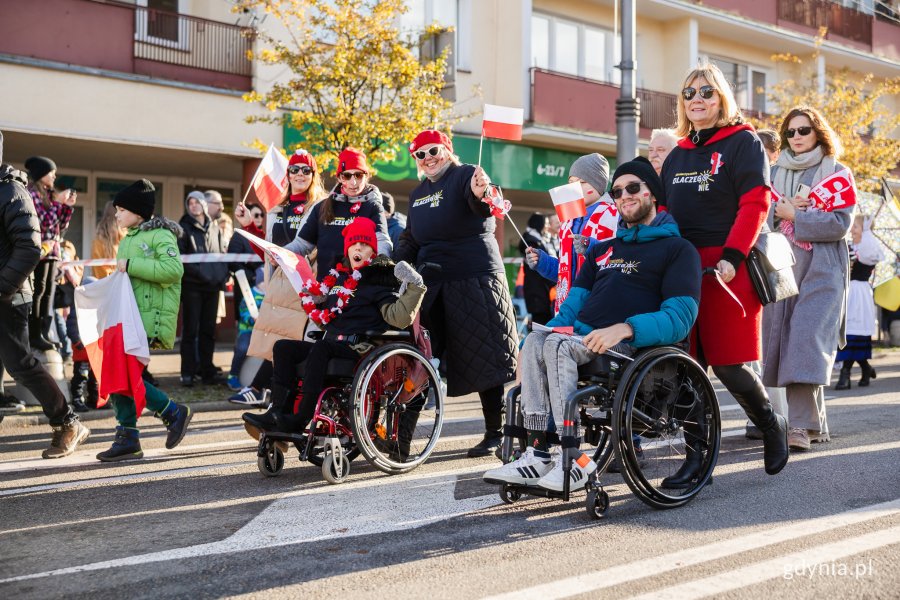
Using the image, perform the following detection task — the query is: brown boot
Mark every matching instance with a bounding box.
[42,418,90,459]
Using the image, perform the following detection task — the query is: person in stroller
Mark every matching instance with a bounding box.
[484,157,702,491]
[242,217,426,456]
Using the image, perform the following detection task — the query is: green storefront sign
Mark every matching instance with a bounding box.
[283,124,615,193]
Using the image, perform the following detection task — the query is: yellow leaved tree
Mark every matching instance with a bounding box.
[750,34,900,193]
[235,0,455,171]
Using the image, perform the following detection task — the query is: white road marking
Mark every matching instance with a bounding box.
[625,524,900,600]
[0,462,492,584]
[483,497,900,600]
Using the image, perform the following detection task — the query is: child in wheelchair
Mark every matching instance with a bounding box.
[242,217,426,452]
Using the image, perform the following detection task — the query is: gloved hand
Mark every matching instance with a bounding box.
[394,261,424,287]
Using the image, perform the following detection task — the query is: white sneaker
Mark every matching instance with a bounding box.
[536,451,597,492]
[483,447,553,485]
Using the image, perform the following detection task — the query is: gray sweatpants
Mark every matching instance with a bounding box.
[520,331,623,431]
[787,383,829,435]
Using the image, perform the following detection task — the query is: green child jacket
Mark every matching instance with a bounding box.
[117,216,184,349]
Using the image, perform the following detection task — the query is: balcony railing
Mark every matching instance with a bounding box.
[134,7,253,77]
[636,88,679,132]
[778,0,873,44]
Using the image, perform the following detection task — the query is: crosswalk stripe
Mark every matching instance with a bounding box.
[625,524,900,600]
[483,497,900,600]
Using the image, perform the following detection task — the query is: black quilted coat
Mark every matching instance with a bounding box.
[396,163,517,397]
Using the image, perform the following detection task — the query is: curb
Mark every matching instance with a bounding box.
[0,400,243,430]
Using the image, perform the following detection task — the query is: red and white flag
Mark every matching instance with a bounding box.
[74,272,150,414]
[482,104,524,141]
[252,144,290,212]
[550,182,587,222]
[236,229,313,294]
[809,168,857,212]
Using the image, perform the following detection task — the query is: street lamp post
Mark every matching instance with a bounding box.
[616,0,640,164]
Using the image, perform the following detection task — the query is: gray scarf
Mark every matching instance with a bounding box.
[425,161,453,182]
[771,145,834,198]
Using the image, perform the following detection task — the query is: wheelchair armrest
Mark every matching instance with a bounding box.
[365,330,412,341]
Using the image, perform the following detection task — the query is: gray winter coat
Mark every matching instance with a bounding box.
[761,160,852,387]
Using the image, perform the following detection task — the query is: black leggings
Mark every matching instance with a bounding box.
[272,338,360,430]
[250,359,274,390]
[31,260,58,319]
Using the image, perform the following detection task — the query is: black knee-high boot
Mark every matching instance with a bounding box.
[858,360,875,387]
[713,363,789,475]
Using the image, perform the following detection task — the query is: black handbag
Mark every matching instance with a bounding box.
[746,229,799,305]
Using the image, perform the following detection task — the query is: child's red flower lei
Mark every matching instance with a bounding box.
[299,260,369,326]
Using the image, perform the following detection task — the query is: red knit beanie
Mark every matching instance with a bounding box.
[342,216,377,256]
[409,130,453,155]
[288,149,317,172]
[337,147,369,175]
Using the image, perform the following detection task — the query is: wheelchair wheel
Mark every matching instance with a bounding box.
[586,488,609,520]
[612,347,720,509]
[257,443,284,477]
[321,451,351,485]
[306,389,361,467]
[500,484,522,504]
[350,344,444,474]
[591,426,615,474]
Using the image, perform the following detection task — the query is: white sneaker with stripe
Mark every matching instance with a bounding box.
[483,447,554,485]
[536,451,597,492]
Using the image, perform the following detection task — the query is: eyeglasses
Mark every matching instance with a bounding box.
[610,181,647,200]
[414,146,442,160]
[785,126,813,138]
[339,171,367,182]
[682,85,716,101]
[288,165,313,176]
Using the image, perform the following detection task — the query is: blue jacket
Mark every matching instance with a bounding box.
[546,211,700,348]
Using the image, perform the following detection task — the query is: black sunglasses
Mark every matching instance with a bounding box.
[414,146,442,160]
[682,85,716,101]
[288,165,313,175]
[785,126,814,138]
[610,181,646,200]
[250,212,263,218]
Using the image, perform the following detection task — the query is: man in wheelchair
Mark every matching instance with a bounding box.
[485,157,702,491]
[243,217,426,442]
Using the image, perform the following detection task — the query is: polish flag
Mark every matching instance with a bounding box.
[251,144,290,212]
[550,182,587,222]
[482,104,524,141]
[236,229,313,294]
[74,272,150,414]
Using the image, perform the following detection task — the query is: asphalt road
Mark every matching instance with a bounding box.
[1,354,898,599]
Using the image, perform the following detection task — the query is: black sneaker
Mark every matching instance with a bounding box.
[467,431,503,458]
[180,375,195,388]
[71,398,90,413]
[0,393,25,413]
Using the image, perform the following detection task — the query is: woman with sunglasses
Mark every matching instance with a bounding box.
[762,106,855,451]
[283,147,391,273]
[394,130,517,458]
[232,150,327,407]
[660,63,789,482]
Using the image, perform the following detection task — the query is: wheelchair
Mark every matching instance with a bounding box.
[255,325,445,484]
[497,344,720,518]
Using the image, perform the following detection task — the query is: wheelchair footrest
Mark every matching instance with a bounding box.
[498,483,572,501]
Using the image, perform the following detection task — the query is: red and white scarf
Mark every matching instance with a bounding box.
[555,202,618,312]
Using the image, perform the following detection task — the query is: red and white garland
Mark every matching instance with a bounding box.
[299,260,369,326]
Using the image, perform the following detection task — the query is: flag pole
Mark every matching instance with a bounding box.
[477,131,485,169]
[506,216,528,248]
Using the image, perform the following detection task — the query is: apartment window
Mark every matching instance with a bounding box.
[531,13,620,84]
[401,0,469,70]
[136,0,188,49]
[707,55,770,113]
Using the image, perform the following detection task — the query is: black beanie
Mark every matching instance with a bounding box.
[24,156,57,182]
[612,156,664,205]
[114,179,156,222]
